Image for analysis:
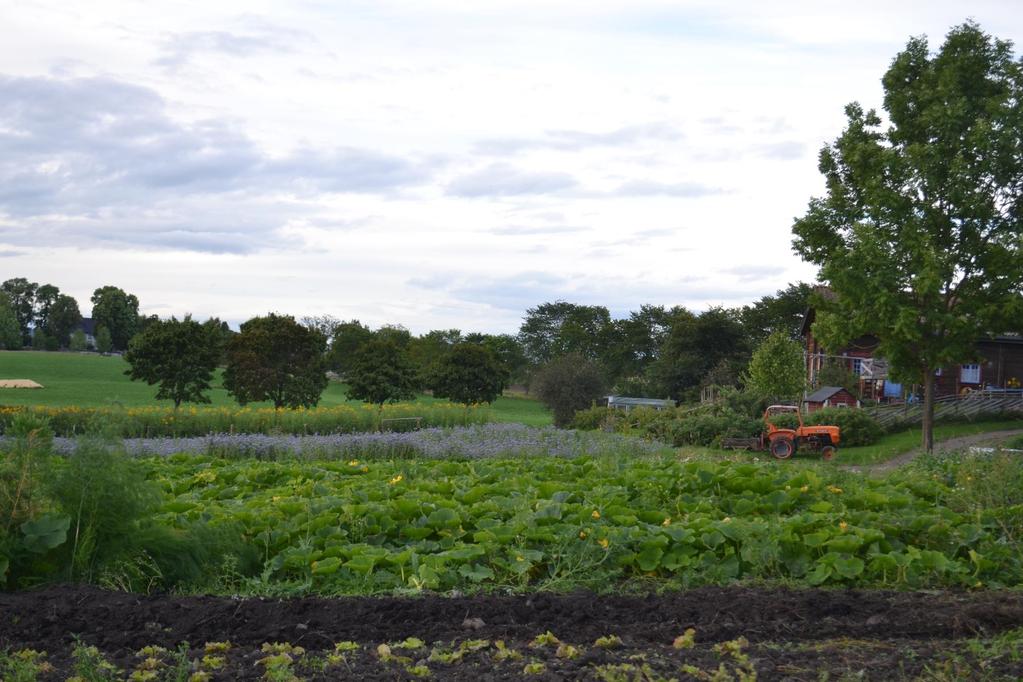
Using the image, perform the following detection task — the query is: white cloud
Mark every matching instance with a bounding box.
[0,1,1019,332]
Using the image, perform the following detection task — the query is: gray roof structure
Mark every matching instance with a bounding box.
[805,386,847,403]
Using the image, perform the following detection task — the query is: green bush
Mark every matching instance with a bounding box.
[804,407,883,446]
[572,404,761,447]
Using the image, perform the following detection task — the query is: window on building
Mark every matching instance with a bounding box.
[960,364,981,384]
[851,358,862,376]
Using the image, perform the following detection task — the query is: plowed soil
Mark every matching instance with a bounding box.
[3,586,1023,680]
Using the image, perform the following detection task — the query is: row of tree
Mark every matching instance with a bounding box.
[3,272,814,409]
[125,313,510,409]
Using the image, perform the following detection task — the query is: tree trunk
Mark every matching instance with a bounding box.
[922,369,935,453]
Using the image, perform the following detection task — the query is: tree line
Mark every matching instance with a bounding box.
[0,274,814,414]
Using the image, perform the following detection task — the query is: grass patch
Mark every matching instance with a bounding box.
[836,419,1023,465]
[0,351,551,427]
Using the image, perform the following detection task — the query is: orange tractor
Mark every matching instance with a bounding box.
[721,405,840,460]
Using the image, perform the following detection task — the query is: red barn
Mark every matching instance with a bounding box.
[804,386,859,412]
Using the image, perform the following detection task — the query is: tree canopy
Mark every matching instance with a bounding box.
[90,285,140,351]
[345,338,419,406]
[792,22,1023,451]
[124,316,221,408]
[743,330,806,402]
[429,343,506,405]
[531,353,607,427]
[223,313,329,409]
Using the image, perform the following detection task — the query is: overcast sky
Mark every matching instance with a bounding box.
[1,1,1020,333]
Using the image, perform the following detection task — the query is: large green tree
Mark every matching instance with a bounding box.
[223,314,329,409]
[429,343,506,405]
[124,316,221,408]
[743,330,806,402]
[518,301,613,367]
[0,293,21,349]
[328,320,375,377]
[47,294,82,348]
[792,22,1023,452]
[531,353,607,427]
[1,278,36,345]
[34,284,60,334]
[345,338,419,406]
[649,307,748,401]
[90,285,140,351]
[740,283,813,345]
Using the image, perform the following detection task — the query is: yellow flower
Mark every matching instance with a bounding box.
[800,485,809,493]
[662,518,671,526]
[348,460,359,466]
[591,510,601,520]
[598,538,609,549]
[839,521,848,531]
[516,555,525,562]
[827,485,843,494]
[722,517,731,523]
[361,466,369,473]
[579,530,587,539]
[388,475,403,485]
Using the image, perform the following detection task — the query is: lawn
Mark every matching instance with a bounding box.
[0,350,552,426]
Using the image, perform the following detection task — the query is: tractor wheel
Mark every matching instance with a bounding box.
[821,445,837,461]
[770,437,794,459]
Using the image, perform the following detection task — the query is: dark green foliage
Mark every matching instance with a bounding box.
[531,353,606,427]
[346,338,419,406]
[46,294,82,347]
[0,294,20,349]
[571,404,761,447]
[816,359,861,399]
[328,320,374,376]
[744,331,806,401]
[124,316,222,408]
[90,285,140,351]
[30,330,58,351]
[69,329,88,352]
[1,278,36,345]
[804,408,883,447]
[467,333,529,387]
[792,22,1023,452]
[94,325,113,354]
[46,435,161,583]
[33,284,60,334]
[518,301,612,366]
[408,328,462,383]
[740,282,812,345]
[224,314,329,409]
[649,307,748,401]
[429,343,506,405]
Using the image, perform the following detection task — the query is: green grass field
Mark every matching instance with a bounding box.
[0,351,553,426]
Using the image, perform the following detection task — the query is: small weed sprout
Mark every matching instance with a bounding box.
[594,635,623,649]
[673,628,696,649]
[529,631,561,648]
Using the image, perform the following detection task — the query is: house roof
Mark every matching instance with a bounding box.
[78,318,96,335]
[805,386,848,402]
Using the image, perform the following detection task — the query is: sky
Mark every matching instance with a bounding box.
[1,1,1021,334]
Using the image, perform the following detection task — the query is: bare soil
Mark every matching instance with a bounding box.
[3,586,1023,680]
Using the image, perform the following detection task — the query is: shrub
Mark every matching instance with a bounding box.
[532,354,606,428]
[804,407,883,446]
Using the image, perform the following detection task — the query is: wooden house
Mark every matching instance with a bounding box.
[801,306,1023,401]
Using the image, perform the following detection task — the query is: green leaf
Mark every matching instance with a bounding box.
[637,547,664,572]
[20,515,70,553]
[457,563,495,582]
[311,557,343,575]
[833,555,865,579]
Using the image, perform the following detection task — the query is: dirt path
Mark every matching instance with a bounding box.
[844,428,1023,474]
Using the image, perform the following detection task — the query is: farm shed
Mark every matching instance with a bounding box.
[605,396,675,412]
[804,386,859,412]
